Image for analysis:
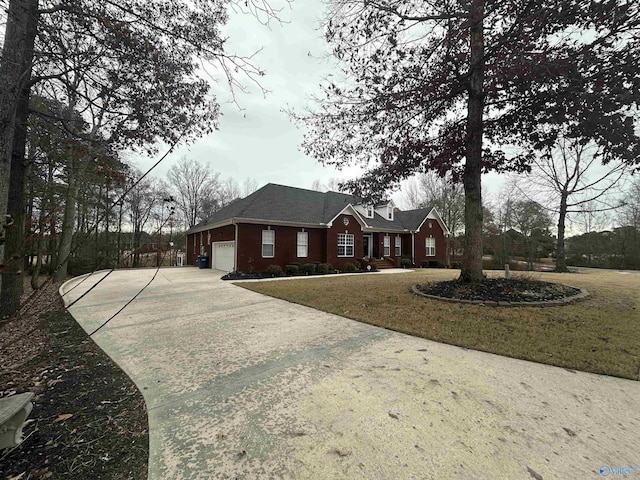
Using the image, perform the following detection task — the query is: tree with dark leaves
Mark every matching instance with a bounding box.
[1,0,283,316]
[296,0,640,283]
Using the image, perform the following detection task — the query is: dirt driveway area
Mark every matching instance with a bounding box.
[62,268,640,479]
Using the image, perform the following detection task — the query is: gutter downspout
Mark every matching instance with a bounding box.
[411,233,415,265]
[233,220,239,272]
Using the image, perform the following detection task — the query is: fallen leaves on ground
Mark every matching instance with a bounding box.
[54,413,73,423]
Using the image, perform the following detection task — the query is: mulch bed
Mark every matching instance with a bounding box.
[222,269,377,281]
[0,282,148,480]
[416,278,581,303]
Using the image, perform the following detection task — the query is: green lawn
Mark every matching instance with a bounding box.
[236,269,640,380]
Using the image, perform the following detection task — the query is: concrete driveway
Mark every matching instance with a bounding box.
[62,268,640,479]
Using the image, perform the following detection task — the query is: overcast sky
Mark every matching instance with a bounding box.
[130,0,506,208]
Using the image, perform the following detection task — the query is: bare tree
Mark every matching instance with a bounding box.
[401,173,464,266]
[325,177,344,193]
[310,179,323,192]
[242,177,258,197]
[574,201,612,236]
[310,177,346,193]
[126,171,165,267]
[167,157,219,228]
[515,136,627,272]
[218,178,241,208]
[402,178,422,210]
[418,173,465,236]
[619,179,640,232]
[511,200,553,270]
[484,185,518,266]
[199,176,248,221]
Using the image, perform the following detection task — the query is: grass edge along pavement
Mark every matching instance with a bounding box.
[236,269,640,380]
[0,283,149,480]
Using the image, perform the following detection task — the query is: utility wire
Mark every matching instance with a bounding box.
[64,208,175,311]
[2,209,175,349]
[14,117,193,318]
[88,227,173,337]
[5,123,191,350]
[61,201,175,300]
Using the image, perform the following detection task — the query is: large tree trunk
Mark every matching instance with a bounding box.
[1,80,30,315]
[31,191,47,290]
[445,235,451,268]
[95,184,101,267]
[48,209,57,271]
[460,0,485,284]
[0,0,39,297]
[31,159,53,290]
[117,197,123,267]
[0,0,38,317]
[53,158,81,282]
[133,227,142,268]
[25,167,35,270]
[555,193,569,272]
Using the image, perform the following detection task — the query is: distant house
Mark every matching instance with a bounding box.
[185,183,449,272]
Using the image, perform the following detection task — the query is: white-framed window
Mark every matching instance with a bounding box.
[383,235,390,256]
[262,230,275,258]
[366,205,374,218]
[338,233,354,257]
[207,232,211,245]
[193,235,196,254]
[297,231,308,258]
[426,237,436,256]
[395,236,401,256]
[387,205,393,220]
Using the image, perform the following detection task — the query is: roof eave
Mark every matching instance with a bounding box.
[415,208,450,235]
[235,217,327,228]
[363,227,411,233]
[186,219,233,235]
[187,217,329,234]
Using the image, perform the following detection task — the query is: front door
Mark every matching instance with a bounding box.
[363,234,373,258]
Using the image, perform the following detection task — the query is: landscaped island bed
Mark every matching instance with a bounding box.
[415,277,582,304]
[237,269,640,380]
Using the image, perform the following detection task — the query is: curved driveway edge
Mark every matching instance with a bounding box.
[62,268,640,479]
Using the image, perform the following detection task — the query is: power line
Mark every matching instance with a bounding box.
[64,208,175,311]
[87,227,173,337]
[13,116,194,318]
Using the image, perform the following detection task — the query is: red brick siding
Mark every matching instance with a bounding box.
[414,219,447,265]
[187,225,236,266]
[185,216,445,270]
[326,214,363,269]
[372,232,410,266]
[236,224,325,272]
[187,231,204,266]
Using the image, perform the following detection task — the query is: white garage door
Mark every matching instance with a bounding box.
[212,241,235,272]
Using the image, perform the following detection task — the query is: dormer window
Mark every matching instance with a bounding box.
[366,205,374,218]
[387,205,393,221]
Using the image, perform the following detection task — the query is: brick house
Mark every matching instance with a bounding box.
[185,183,449,272]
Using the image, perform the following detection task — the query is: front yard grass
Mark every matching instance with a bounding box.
[236,269,640,380]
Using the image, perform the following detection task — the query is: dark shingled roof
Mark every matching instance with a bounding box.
[395,209,432,230]
[187,183,434,233]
